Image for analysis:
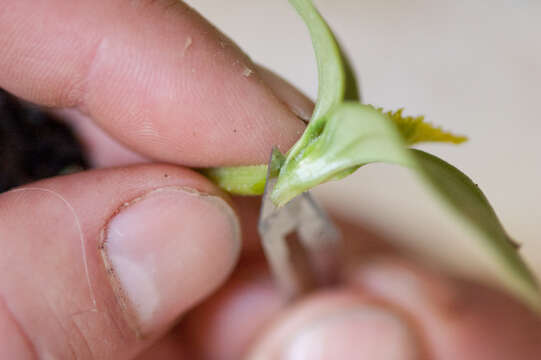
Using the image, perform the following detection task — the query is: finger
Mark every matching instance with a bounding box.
[0,0,307,166]
[350,259,541,359]
[247,259,541,360]
[0,165,241,359]
[53,65,313,169]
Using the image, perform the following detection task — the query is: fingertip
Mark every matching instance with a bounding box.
[256,65,314,123]
[246,291,421,360]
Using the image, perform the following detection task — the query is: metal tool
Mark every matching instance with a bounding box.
[258,148,343,300]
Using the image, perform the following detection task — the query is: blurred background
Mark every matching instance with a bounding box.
[185,0,541,288]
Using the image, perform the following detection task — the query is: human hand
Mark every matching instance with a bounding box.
[1,1,540,359]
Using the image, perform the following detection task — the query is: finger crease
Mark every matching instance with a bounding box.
[0,292,39,360]
[71,36,108,113]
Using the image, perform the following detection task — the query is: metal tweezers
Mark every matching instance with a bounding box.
[258,148,343,300]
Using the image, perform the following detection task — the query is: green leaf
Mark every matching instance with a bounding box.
[288,0,355,122]
[413,149,540,309]
[201,165,267,195]
[272,102,540,309]
[272,103,413,205]
[284,0,359,167]
[337,39,361,102]
[275,0,360,196]
[383,108,468,145]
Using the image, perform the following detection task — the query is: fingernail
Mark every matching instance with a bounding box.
[285,306,418,360]
[257,65,314,122]
[100,187,240,335]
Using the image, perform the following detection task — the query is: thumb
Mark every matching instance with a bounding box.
[0,165,240,359]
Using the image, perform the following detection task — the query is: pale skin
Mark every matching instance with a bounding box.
[1,1,541,359]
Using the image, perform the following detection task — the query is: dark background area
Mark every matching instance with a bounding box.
[0,88,87,192]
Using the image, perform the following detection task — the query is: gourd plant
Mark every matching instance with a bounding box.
[204,0,540,310]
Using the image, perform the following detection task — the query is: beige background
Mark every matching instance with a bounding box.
[186,1,541,286]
